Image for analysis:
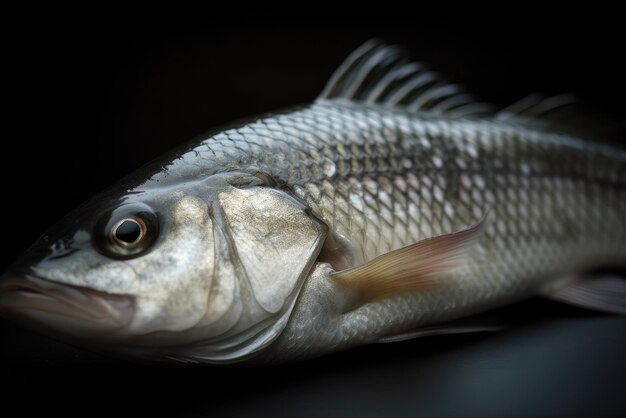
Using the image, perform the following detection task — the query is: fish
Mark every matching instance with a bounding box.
[0,39,625,365]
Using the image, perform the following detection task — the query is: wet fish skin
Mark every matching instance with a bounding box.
[0,41,625,365]
[162,100,626,362]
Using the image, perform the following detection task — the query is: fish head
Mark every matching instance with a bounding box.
[0,171,327,364]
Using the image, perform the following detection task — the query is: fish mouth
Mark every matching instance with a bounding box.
[0,273,135,337]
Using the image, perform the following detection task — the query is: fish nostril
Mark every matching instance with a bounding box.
[46,248,79,260]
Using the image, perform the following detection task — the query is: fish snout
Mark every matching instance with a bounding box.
[0,271,135,338]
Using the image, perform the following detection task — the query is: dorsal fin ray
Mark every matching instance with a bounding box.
[318,39,493,117]
[497,93,578,121]
[320,40,623,140]
[498,93,625,142]
[365,62,423,104]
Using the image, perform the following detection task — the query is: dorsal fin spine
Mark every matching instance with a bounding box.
[318,39,489,117]
[319,40,621,140]
[365,63,423,104]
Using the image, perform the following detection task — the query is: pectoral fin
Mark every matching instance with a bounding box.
[544,275,626,315]
[332,218,485,308]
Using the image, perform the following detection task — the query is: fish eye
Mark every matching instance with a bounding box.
[95,203,159,258]
[111,217,146,247]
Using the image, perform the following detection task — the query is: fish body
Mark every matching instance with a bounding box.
[176,100,626,363]
[1,41,625,365]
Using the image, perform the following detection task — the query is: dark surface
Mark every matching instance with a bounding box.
[2,300,625,418]
[3,13,626,417]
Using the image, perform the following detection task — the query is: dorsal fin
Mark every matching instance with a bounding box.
[497,93,578,120]
[318,39,493,117]
[498,93,625,142]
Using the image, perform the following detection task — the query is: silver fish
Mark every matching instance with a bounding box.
[0,40,625,365]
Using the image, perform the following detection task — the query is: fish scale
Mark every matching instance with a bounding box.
[212,101,624,361]
[146,95,626,361]
[171,101,625,259]
[2,40,625,365]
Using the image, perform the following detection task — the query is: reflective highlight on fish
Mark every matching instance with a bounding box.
[1,40,625,365]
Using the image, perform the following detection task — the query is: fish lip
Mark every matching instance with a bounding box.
[0,272,135,330]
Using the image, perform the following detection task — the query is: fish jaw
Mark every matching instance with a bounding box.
[0,272,135,340]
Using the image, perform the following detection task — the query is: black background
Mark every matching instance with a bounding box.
[2,12,625,418]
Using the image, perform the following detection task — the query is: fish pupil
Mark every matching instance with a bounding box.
[114,219,142,244]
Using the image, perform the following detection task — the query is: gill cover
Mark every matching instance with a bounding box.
[156,173,328,364]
